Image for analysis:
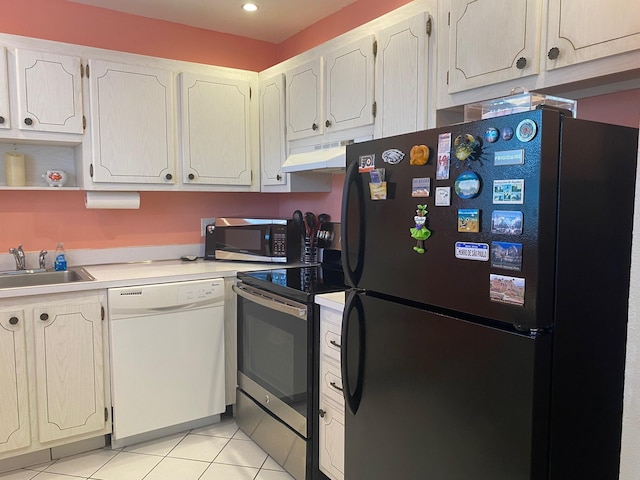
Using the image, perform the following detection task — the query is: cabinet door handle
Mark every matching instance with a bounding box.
[40,313,49,321]
[165,173,173,181]
[276,174,282,181]
[188,173,195,180]
[330,381,343,392]
[319,409,326,418]
[548,47,560,60]
[9,316,19,325]
[0,116,5,124]
[325,120,332,128]
[516,57,527,69]
[329,339,342,349]
[24,117,33,126]
[312,123,318,131]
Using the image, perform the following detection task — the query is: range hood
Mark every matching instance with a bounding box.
[281,146,346,173]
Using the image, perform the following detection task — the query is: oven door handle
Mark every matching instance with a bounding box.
[233,284,308,320]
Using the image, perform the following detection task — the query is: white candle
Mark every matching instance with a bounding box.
[5,152,26,186]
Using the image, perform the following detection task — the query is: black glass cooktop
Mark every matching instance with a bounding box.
[237,265,347,303]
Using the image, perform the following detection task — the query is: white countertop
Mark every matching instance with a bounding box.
[0,259,282,299]
[316,291,346,311]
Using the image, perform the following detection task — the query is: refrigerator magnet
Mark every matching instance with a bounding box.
[490,274,525,306]
[454,171,481,199]
[455,242,489,261]
[458,209,480,232]
[453,134,482,167]
[485,127,499,143]
[436,152,450,180]
[502,126,514,141]
[516,119,537,142]
[411,177,431,197]
[410,204,431,254]
[410,145,429,165]
[369,182,387,200]
[437,132,452,155]
[435,186,451,206]
[491,210,523,235]
[359,154,375,173]
[492,179,524,204]
[494,149,524,166]
[491,242,523,271]
[382,148,405,165]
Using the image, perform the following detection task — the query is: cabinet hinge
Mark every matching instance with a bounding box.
[446,71,449,85]
[372,101,377,118]
[104,407,109,422]
[81,64,85,78]
[447,11,450,27]
[82,116,86,130]
[90,164,94,178]
[373,40,377,57]
[86,64,90,78]
[249,87,252,100]
[426,17,432,37]
[101,305,105,320]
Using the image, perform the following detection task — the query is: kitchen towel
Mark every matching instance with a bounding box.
[85,191,140,209]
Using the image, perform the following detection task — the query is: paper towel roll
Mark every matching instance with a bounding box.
[5,152,26,186]
[85,191,140,209]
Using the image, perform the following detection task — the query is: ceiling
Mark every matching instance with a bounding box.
[67,0,359,43]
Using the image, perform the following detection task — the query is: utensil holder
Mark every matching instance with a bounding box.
[301,237,318,264]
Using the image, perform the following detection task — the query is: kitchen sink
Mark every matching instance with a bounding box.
[0,267,95,289]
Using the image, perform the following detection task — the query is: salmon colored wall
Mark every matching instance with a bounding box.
[276,0,413,61]
[576,89,640,128]
[0,0,277,71]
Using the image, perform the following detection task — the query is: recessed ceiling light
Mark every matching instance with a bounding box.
[242,3,258,12]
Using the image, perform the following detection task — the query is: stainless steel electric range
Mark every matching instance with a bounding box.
[234,263,345,480]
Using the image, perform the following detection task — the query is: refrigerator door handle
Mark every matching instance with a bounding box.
[341,290,365,415]
[341,158,365,287]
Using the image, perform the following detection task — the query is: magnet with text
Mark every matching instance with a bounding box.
[493,179,524,204]
[455,242,489,261]
[494,149,524,166]
[409,144,430,166]
[358,154,375,173]
[491,242,523,271]
[491,210,523,235]
[410,204,431,254]
[382,149,405,165]
[435,186,451,206]
[454,171,481,199]
[458,209,480,233]
[411,177,431,197]
[436,152,450,180]
[490,274,525,306]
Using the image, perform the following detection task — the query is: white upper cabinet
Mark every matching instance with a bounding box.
[447,0,541,93]
[286,35,375,142]
[325,35,375,134]
[180,72,253,187]
[15,49,83,133]
[260,73,287,187]
[546,0,640,70]
[374,12,429,138]
[286,57,324,141]
[0,47,10,130]
[88,59,176,185]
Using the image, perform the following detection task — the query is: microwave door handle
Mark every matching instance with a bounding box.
[232,284,307,320]
[266,225,273,256]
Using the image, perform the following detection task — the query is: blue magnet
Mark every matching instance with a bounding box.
[502,126,514,141]
[485,127,499,143]
[454,171,481,199]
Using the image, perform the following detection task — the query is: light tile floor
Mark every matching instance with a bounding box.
[0,419,294,480]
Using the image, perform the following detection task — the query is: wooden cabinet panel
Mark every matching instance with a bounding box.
[0,311,30,454]
[546,0,640,70]
[259,73,287,187]
[89,60,176,185]
[0,47,9,130]
[448,0,541,93]
[33,301,105,443]
[180,72,252,186]
[15,49,83,134]
[286,58,324,141]
[318,401,345,480]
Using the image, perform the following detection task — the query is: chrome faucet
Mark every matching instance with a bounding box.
[39,250,48,270]
[9,244,26,270]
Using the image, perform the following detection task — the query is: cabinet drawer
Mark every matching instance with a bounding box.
[321,317,342,364]
[320,359,344,407]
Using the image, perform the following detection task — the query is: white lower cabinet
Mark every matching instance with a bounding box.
[318,303,345,480]
[0,292,110,461]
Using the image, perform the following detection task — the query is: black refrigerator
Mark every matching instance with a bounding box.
[340,108,639,480]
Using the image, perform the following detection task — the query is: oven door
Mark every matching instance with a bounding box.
[234,282,310,438]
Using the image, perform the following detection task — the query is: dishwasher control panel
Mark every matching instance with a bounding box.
[178,281,222,303]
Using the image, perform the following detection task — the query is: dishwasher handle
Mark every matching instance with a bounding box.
[233,284,307,320]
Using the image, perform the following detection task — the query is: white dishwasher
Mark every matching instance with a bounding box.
[108,278,225,448]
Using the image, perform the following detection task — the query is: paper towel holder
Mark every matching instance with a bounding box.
[85,191,141,209]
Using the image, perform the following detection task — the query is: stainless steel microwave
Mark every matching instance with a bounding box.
[204,218,300,263]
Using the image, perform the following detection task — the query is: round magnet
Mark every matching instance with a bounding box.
[516,119,537,142]
[454,171,481,199]
[502,126,514,141]
[485,127,499,143]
